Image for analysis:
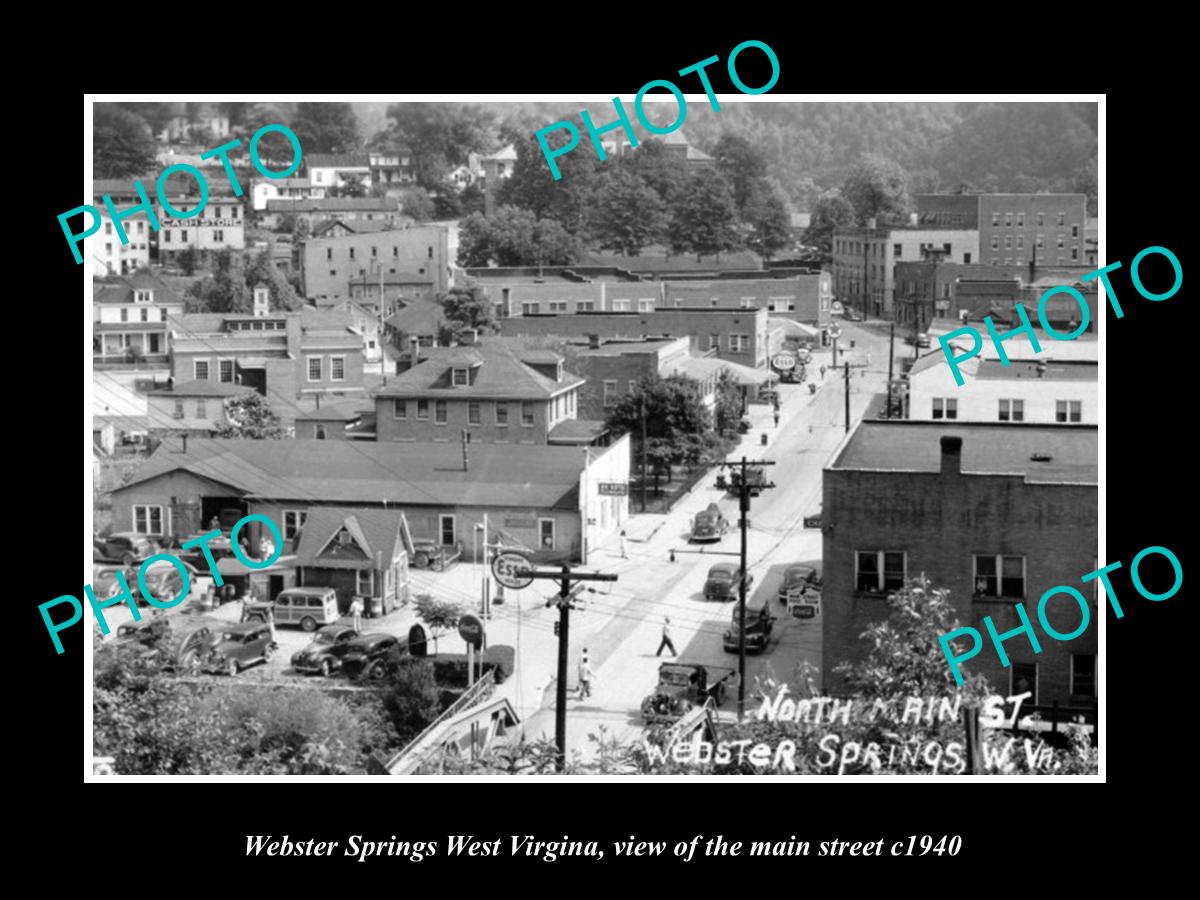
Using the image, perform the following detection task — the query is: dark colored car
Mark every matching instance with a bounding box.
[690,503,729,543]
[94,532,155,566]
[778,564,821,603]
[703,562,754,602]
[115,618,214,673]
[93,563,191,607]
[201,623,277,676]
[723,600,774,653]
[339,633,407,682]
[291,625,359,676]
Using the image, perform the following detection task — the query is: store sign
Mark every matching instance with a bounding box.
[504,517,537,529]
[597,482,628,496]
[161,218,241,228]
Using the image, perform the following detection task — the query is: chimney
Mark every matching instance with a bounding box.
[866,216,877,231]
[410,336,420,365]
[940,436,963,475]
[909,212,918,226]
[588,333,601,350]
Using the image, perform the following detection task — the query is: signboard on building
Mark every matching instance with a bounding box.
[597,482,628,496]
[160,218,241,228]
[504,517,537,529]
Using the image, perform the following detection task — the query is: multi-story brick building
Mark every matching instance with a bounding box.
[822,420,1098,710]
[375,341,592,445]
[832,224,979,318]
[661,274,832,328]
[915,193,1088,268]
[300,226,449,306]
[145,380,242,436]
[168,287,364,424]
[93,270,184,365]
[907,357,1097,424]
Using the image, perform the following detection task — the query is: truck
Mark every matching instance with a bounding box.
[729,465,766,497]
[640,661,738,724]
[722,599,774,653]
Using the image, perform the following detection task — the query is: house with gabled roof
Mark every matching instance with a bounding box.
[94,270,185,364]
[294,507,412,616]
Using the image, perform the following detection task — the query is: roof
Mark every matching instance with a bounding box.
[93,271,184,306]
[385,298,445,335]
[147,380,245,398]
[378,343,581,400]
[267,198,399,213]
[313,218,397,236]
[482,144,517,162]
[976,359,1098,381]
[294,507,406,569]
[306,153,371,169]
[548,419,609,444]
[830,421,1098,484]
[114,438,586,509]
[294,401,367,422]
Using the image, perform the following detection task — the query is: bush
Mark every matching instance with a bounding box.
[433,645,515,687]
[382,657,442,744]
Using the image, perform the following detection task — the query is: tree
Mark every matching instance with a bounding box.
[215,392,287,439]
[177,245,200,276]
[713,369,743,435]
[842,153,911,225]
[605,375,713,468]
[397,187,436,222]
[382,658,443,745]
[376,104,495,191]
[290,102,361,154]
[667,173,742,260]
[187,247,300,313]
[245,244,303,311]
[620,139,689,206]
[742,181,792,261]
[804,189,855,255]
[439,283,496,333]
[530,216,582,265]
[413,593,469,633]
[497,130,600,234]
[456,212,493,268]
[458,182,487,217]
[584,168,669,256]
[292,215,311,243]
[455,206,580,268]
[94,104,157,179]
[711,133,769,214]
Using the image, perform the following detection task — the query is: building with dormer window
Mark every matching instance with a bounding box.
[93,270,185,365]
[374,341,605,446]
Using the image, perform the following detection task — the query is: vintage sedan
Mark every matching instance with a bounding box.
[93,532,155,566]
[777,563,822,603]
[201,623,277,677]
[689,503,729,543]
[339,633,407,682]
[291,625,360,676]
[703,562,754,602]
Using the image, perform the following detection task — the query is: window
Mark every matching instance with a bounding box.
[371,246,378,258]
[1017,235,1024,250]
[990,237,999,251]
[1071,224,1080,238]
[1056,400,1082,423]
[522,302,540,315]
[173,399,185,419]
[973,554,1026,599]
[577,301,594,312]
[729,334,749,353]
[283,510,307,540]
[1005,212,1013,227]
[196,398,207,418]
[943,242,951,254]
[181,231,188,243]
[1037,212,1045,227]
[739,298,757,309]
[416,399,429,420]
[855,551,906,593]
[194,360,210,380]
[393,399,407,420]
[1010,663,1038,705]
[434,400,447,424]
[1057,234,1065,249]
[1071,247,1079,261]
[120,309,128,322]
[330,356,345,382]
[163,232,171,243]
[1036,234,1045,249]
[1057,212,1065,226]
[329,270,337,277]
[452,367,469,386]
[893,243,902,257]
[611,299,630,311]
[133,505,163,534]
[548,301,567,313]
[538,518,556,550]
[356,569,375,596]
[998,399,1024,422]
[439,515,456,546]
[392,246,399,259]
[521,401,534,426]
[307,357,322,382]
[213,230,224,243]
[349,247,356,260]
[931,398,957,420]
[218,360,234,383]
[1005,236,1012,250]
[964,253,972,264]
[1016,212,1025,227]
[709,334,721,351]
[1070,654,1096,697]
[991,212,1000,226]
[315,424,327,440]
[603,381,618,407]
[639,299,656,312]
[427,246,434,259]
[468,401,481,425]
[496,402,508,426]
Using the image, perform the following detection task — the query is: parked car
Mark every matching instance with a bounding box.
[93,532,154,566]
[690,503,729,543]
[115,618,214,673]
[777,563,821,603]
[339,633,407,682]
[410,540,461,571]
[703,562,754,601]
[200,623,277,676]
[272,586,340,632]
[291,625,359,676]
[92,563,189,607]
[641,661,737,723]
[723,599,774,653]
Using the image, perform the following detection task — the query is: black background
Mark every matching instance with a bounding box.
[19,24,1188,886]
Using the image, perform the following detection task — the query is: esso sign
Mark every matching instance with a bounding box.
[771,354,796,371]
[491,551,533,589]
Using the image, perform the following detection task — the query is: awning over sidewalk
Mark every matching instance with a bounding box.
[215,554,298,577]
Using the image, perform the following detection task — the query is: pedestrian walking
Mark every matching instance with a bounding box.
[656,616,678,657]
[350,596,364,633]
[820,364,826,381]
[773,409,781,428]
[619,529,628,559]
[578,649,595,699]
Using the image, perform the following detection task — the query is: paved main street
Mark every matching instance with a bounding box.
[91,319,897,760]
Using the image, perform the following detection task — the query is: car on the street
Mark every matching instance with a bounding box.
[114,617,214,673]
[93,532,155,566]
[845,308,864,322]
[777,563,821,603]
[723,599,774,653]
[200,623,277,676]
[689,503,729,543]
[905,333,933,348]
[291,625,359,676]
[339,633,406,682]
[272,586,340,631]
[703,562,754,602]
[410,539,447,570]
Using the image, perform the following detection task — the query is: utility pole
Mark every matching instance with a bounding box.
[886,322,895,418]
[379,261,387,385]
[844,362,851,433]
[525,565,618,771]
[832,333,839,369]
[716,457,776,722]
[640,401,648,513]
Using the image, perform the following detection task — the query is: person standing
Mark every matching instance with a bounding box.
[350,596,364,633]
[578,649,595,699]
[773,408,781,428]
[619,529,628,559]
[656,616,678,657]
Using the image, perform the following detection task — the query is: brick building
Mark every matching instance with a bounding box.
[300,226,449,306]
[822,421,1098,710]
[145,380,242,436]
[661,273,832,328]
[915,193,1088,267]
